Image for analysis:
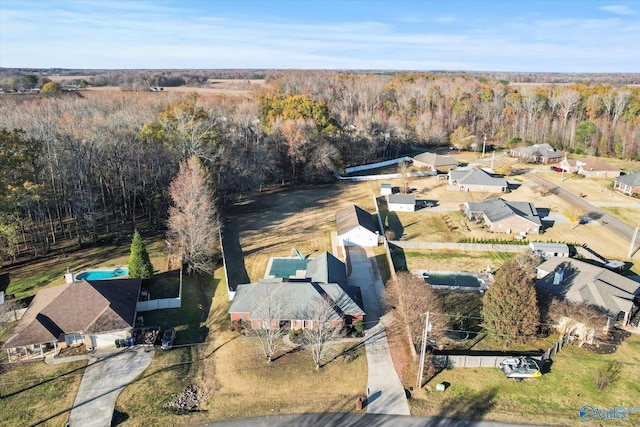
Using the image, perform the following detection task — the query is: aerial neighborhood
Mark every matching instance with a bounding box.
[1,66,640,427]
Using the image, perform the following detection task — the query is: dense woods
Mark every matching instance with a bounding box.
[0,70,639,266]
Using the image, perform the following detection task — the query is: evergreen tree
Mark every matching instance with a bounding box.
[128,230,154,279]
[482,259,540,346]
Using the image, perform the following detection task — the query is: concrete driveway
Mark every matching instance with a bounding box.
[346,246,410,416]
[68,346,154,427]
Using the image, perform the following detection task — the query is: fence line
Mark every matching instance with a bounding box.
[344,156,414,174]
[337,171,435,182]
[137,297,181,312]
[390,241,528,252]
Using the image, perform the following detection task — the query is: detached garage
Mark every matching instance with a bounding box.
[388,193,415,212]
[336,204,380,247]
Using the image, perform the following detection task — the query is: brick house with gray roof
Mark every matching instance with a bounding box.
[614,173,640,196]
[464,198,542,234]
[228,252,365,330]
[448,168,508,193]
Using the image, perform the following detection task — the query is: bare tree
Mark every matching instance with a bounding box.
[248,283,289,363]
[382,272,446,357]
[168,156,221,275]
[302,297,343,369]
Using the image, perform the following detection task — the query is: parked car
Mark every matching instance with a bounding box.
[550,166,563,172]
[161,328,176,350]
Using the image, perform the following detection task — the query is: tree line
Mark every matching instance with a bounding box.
[1,71,639,266]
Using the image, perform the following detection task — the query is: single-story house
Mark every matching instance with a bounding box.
[529,242,570,259]
[509,143,563,164]
[380,183,392,196]
[536,257,640,328]
[2,278,141,361]
[464,198,541,234]
[413,152,458,173]
[336,204,379,247]
[614,173,640,196]
[576,156,621,178]
[388,193,415,212]
[448,168,508,193]
[229,251,365,329]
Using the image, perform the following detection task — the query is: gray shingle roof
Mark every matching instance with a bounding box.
[449,168,507,188]
[615,173,640,187]
[413,152,458,167]
[3,279,141,349]
[306,251,347,288]
[335,204,377,236]
[536,257,640,316]
[511,143,563,159]
[229,281,365,321]
[466,198,541,226]
[388,193,415,205]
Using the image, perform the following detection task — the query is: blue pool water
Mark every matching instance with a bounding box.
[76,267,129,281]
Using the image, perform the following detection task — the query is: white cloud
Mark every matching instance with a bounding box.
[599,5,636,15]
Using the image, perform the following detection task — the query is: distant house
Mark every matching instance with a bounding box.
[448,168,508,193]
[614,173,640,196]
[413,152,458,173]
[336,204,379,247]
[529,242,570,259]
[380,183,392,196]
[576,156,621,178]
[509,143,563,164]
[228,251,365,329]
[536,257,640,328]
[388,193,415,212]
[465,198,541,234]
[2,278,142,362]
[559,156,578,173]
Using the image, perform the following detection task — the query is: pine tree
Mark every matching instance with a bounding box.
[128,230,154,279]
[482,259,540,346]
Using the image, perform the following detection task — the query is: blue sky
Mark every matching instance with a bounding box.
[1,0,639,72]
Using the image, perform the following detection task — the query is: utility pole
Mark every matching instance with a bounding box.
[628,224,639,258]
[482,134,487,159]
[416,311,431,390]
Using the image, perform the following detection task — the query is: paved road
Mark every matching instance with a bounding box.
[346,246,410,416]
[199,412,544,427]
[526,173,638,248]
[68,346,154,427]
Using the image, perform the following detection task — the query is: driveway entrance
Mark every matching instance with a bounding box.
[68,346,153,426]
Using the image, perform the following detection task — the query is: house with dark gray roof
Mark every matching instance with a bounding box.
[335,204,379,247]
[536,257,640,328]
[2,278,141,361]
[614,173,640,196]
[464,198,541,234]
[413,152,458,172]
[509,143,563,164]
[448,168,508,193]
[229,251,364,329]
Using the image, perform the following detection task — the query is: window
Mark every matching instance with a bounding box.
[65,332,84,346]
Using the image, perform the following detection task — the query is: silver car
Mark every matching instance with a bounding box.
[161,328,176,350]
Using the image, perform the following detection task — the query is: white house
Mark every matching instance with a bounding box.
[335,204,379,247]
[380,183,392,196]
[529,242,570,259]
[388,193,415,212]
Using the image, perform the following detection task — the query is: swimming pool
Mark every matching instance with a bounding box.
[423,272,482,288]
[76,267,129,281]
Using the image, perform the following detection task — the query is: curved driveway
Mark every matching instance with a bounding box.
[346,246,410,416]
[68,346,154,427]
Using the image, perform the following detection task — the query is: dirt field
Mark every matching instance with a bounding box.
[83,79,265,97]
